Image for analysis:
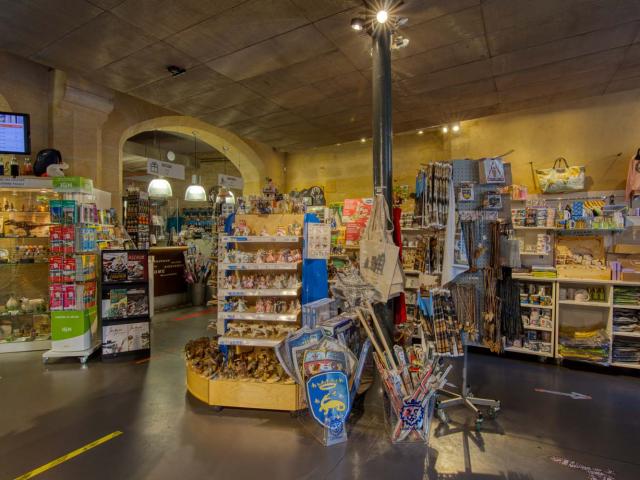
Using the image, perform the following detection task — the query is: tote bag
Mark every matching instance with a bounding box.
[359,195,404,302]
[535,157,585,193]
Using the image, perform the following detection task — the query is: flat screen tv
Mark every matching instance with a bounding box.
[0,112,31,155]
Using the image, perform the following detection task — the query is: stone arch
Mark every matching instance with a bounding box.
[0,93,10,111]
[118,115,266,195]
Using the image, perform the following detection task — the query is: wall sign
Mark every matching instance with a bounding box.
[147,159,185,180]
[218,174,243,189]
[305,223,331,259]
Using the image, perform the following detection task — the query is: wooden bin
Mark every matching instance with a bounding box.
[186,362,303,411]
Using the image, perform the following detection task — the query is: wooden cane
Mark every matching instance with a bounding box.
[366,302,399,372]
[356,308,388,369]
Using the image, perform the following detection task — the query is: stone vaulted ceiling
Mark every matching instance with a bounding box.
[2,0,640,151]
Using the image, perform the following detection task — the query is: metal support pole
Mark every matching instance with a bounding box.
[371,25,393,212]
[371,23,395,338]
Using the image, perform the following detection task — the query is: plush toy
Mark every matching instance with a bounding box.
[34,149,68,177]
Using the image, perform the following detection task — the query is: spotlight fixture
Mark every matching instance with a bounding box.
[417,130,424,135]
[351,17,365,31]
[452,124,460,133]
[360,137,366,143]
[376,10,388,23]
[166,65,186,77]
[441,126,449,134]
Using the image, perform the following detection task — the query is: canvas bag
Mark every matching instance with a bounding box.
[359,195,404,302]
[536,157,585,193]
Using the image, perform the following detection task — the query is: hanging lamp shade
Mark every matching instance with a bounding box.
[185,174,207,201]
[148,178,173,198]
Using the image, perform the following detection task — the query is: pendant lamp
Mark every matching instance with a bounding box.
[185,174,207,201]
[148,177,173,198]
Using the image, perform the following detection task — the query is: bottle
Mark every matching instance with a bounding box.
[10,156,19,177]
[22,157,33,176]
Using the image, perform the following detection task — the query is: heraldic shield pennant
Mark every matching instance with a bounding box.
[306,371,351,435]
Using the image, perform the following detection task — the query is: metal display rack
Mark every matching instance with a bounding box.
[436,159,503,428]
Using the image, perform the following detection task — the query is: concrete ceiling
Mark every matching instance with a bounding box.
[3,0,640,150]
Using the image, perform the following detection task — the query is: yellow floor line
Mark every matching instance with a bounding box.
[14,431,123,480]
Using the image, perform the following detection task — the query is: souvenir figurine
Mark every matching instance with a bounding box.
[236,298,248,312]
[255,249,265,263]
[258,275,268,289]
[264,299,274,313]
[277,249,287,263]
[286,275,298,288]
[233,219,251,236]
[272,274,284,289]
[265,250,276,263]
[255,298,265,313]
[276,225,287,236]
[260,227,270,236]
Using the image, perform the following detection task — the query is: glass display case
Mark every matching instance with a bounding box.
[0,184,57,352]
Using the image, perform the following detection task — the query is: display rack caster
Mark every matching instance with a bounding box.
[486,404,500,420]
[475,413,484,432]
[436,407,450,425]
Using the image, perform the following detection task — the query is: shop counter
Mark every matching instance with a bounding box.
[149,246,188,311]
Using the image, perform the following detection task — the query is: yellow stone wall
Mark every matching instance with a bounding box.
[287,88,640,198]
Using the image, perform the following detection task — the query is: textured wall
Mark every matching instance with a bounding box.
[287,88,640,198]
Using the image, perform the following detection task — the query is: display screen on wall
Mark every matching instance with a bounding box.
[0,112,31,154]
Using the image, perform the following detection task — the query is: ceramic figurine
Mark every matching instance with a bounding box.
[260,227,269,236]
[264,299,274,313]
[277,249,287,263]
[255,249,265,263]
[265,250,276,263]
[236,298,248,312]
[276,225,287,236]
[255,298,265,313]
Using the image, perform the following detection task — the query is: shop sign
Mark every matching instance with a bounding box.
[0,176,52,189]
[479,157,506,184]
[305,223,331,259]
[218,174,243,189]
[343,198,373,244]
[147,159,185,180]
[53,176,93,193]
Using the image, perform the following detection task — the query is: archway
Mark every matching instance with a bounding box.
[118,116,266,196]
[0,93,10,111]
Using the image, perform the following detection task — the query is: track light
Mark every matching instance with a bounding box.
[376,10,388,23]
[417,130,424,135]
[441,126,449,134]
[360,137,366,143]
[452,124,460,133]
[351,17,365,31]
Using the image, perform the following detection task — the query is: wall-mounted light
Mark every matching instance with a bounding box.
[360,137,366,143]
[148,178,173,198]
[376,10,388,23]
[185,174,207,201]
[452,123,460,133]
[441,126,449,134]
[417,129,424,135]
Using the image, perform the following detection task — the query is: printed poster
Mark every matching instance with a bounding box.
[342,198,373,245]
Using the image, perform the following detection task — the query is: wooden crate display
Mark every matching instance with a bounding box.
[555,235,610,279]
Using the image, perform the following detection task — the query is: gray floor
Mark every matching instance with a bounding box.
[1,307,639,480]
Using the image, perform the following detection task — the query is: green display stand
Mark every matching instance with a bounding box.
[51,306,97,352]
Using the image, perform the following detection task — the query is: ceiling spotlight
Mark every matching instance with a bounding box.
[351,17,365,31]
[376,10,388,23]
[417,130,424,135]
[452,124,460,133]
[166,65,186,77]
[441,126,449,134]
[360,137,366,143]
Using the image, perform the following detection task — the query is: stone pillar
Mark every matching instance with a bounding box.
[49,70,114,187]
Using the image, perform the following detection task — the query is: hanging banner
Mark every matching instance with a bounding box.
[218,174,243,189]
[147,159,185,180]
